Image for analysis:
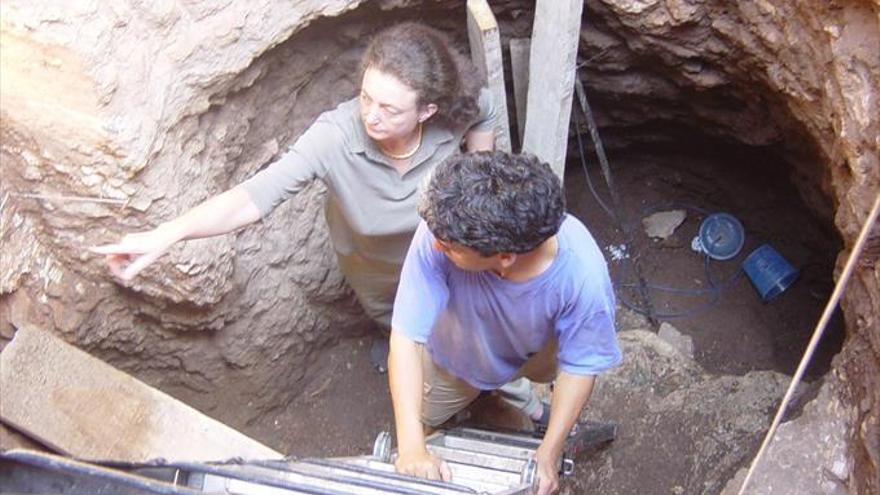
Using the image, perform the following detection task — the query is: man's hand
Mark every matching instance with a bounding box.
[533,372,596,495]
[395,450,452,481]
[533,445,561,495]
[389,333,450,481]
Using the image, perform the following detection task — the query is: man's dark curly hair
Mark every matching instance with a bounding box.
[419,151,566,256]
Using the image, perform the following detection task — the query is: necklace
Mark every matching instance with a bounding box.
[378,124,422,160]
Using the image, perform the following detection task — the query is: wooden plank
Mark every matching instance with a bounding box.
[0,326,283,462]
[467,0,512,152]
[508,38,530,147]
[521,0,584,180]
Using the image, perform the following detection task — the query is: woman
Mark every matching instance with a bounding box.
[92,22,497,366]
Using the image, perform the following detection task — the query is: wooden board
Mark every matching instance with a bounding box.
[521,0,584,179]
[508,38,531,146]
[467,0,512,152]
[0,326,283,462]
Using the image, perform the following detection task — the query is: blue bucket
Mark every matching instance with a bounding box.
[698,213,745,260]
[742,244,799,302]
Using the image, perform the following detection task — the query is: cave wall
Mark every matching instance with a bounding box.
[561,2,880,490]
[0,0,379,423]
[0,0,878,491]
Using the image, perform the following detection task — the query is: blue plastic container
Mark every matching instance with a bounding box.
[698,213,745,260]
[742,244,799,302]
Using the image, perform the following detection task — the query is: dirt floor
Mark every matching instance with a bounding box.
[243,144,845,483]
[248,335,395,458]
[565,144,844,379]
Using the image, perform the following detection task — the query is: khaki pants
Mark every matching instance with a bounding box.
[419,339,558,427]
[337,253,399,329]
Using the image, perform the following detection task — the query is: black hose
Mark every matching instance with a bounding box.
[574,70,658,326]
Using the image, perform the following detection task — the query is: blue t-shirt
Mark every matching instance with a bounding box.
[391,215,621,390]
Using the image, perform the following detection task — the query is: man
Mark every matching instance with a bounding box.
[389,151,621,495]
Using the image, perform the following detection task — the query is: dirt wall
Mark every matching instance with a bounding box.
[0,0,376,423]
[560,2,880,490]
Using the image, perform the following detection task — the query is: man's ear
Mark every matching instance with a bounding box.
[418,103,438,123]
[497,252,517,268]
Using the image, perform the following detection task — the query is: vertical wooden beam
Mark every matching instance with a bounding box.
[467,0,512,152]
[508,38,530,147]
[521,0,584,180]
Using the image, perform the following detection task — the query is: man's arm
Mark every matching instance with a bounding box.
[388,331,451,481]
[534,371,596,495]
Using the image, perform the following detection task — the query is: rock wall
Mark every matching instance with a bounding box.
[561,2,879,491]
[720,378,857,495]
[0,0,377,423]
[1,0,878,490]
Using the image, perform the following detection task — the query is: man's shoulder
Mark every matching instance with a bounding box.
[556,215,611,288]
[408,221,450,268]
[558,215,603,261]
[559,213,592,236]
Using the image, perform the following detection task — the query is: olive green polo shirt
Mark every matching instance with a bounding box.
[238,89,496,325]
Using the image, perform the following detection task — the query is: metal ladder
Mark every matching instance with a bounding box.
[0,423,616,494]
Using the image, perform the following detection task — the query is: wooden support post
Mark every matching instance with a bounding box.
[467,0,512,152]
[521,0,584,180]
[508,38,530,147]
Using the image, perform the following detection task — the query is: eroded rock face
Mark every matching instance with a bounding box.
[0,0,376,422]
[1,0,878,490]
[577,330,793,494]
[720,376,856,495]
[567,2,878,491]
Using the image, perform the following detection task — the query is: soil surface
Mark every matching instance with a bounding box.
[239,145,844,492]
[246,336,395,458]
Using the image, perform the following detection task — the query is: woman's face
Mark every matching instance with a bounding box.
[359,67,432,142]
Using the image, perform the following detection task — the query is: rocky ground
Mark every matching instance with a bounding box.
[235,318,813,494]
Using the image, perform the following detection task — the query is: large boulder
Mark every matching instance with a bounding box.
[571,330,794,494]
[720,376,856,494]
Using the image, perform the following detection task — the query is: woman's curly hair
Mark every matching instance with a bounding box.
[361,22,484,128]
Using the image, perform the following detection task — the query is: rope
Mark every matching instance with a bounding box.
[574,125,614,219]
[736,192,880,494]
[617,254,745,319]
